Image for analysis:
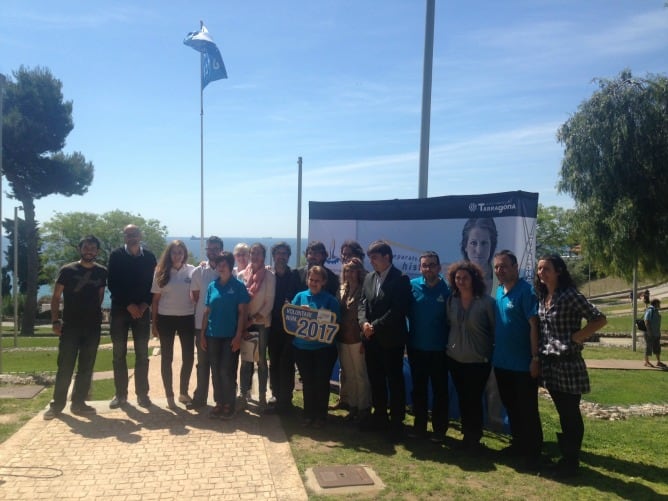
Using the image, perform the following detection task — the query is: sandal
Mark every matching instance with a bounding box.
[644,362,654,367]
[657,362,667,368]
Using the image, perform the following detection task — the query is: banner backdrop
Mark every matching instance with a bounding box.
[308,190,539,431]
[308,190,539,284]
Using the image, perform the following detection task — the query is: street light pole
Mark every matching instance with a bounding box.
[13,206,21,347]
[0,73,6,372]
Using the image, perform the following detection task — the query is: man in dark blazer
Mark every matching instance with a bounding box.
[358,240,412,442]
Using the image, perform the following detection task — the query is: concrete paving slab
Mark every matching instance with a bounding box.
[0,336,308,500]
[0,385,46,399]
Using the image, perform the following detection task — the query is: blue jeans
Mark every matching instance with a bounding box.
[208,336,239,409]
[111,308,151,399]
[240,325,269,396]
[51,325,101,410]
[156,314,195,397]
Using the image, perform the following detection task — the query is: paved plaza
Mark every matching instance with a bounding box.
[0,338,308,500]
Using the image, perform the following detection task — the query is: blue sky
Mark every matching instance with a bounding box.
[1,1,666,238]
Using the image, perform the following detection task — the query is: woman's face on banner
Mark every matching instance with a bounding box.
[465,227,492,265]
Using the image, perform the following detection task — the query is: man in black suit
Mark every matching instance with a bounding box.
[358,240,412,442]
[294,241,339,296]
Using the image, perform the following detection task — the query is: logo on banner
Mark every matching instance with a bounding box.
[468,199,517,215]
[281,304,339,344]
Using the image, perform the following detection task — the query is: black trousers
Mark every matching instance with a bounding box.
[294,346,337,421]
[448,357,491,443]
[51,325,101,410]
[364,341,406,430]
[549,388,583,460]
[156,314,195,397]
[407,348,449,435]
[267,326,296,409]
[494,367,543,456]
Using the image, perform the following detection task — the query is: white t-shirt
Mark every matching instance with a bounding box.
[151,264,196,316]
[190,262,219,329]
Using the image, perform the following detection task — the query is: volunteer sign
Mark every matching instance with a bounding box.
[281,304,339,344]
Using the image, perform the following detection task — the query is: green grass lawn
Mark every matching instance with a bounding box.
[284,384,668,500]
[1,334,112,349]
[0,347,128,374]
[582,345,643,361]
[1,334,667,499]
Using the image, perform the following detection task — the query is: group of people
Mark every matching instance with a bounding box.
[44,222,608,479]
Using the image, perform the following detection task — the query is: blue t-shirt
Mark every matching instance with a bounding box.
[493,279,538,371]
[408,276,450,351]
[644,305,661,338]
[291,289,340,351]
[205,277,250,338]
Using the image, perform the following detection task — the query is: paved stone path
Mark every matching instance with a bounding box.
[0,337,307,500]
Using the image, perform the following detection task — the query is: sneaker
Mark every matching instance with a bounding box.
[137,396,152,408]
[178,394,193,404]
[236,393,248,410]
[210,404,224,419]
[44,407,61,420]
[267,396,277,406]
[70,403,96,415]
[186,400,206,411]
[166,396,177,410]
[109,396,127,409]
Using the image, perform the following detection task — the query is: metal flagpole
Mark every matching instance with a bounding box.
[0,73,5,372]
[418,0,435,199]
[200,52,205,260]
[296,157,303,266]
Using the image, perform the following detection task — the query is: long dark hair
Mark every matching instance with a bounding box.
[533,254,576,299]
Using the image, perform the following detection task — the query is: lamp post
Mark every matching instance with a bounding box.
[0,73,6,372]
[13,206,23,347]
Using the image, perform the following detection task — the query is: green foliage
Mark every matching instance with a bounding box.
[41,210,168,268]
[1,294,24,319]
[536,204,577,256]
[1,217,48,294]
[1,66,95,335]
[557,70,668,280]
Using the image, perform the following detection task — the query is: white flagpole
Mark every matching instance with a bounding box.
[200,52,205,260]
[418,0,435,199]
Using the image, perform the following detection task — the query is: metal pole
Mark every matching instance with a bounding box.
[0,73,5,371]
[418,0,435,199]
[632,259,638,352]
[200,52,205,261]
[13,206,18,346]
[296,157,302,267]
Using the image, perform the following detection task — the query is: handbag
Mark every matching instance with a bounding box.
[635,318,647,331]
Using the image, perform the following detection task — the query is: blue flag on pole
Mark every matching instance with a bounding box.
[184,22,228,89]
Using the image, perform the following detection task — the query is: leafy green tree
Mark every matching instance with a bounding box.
[535,204,577,257]
[557,70,668,281]
[1,217,49,295]
[2,66,94,334]
[42,210,168,270]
